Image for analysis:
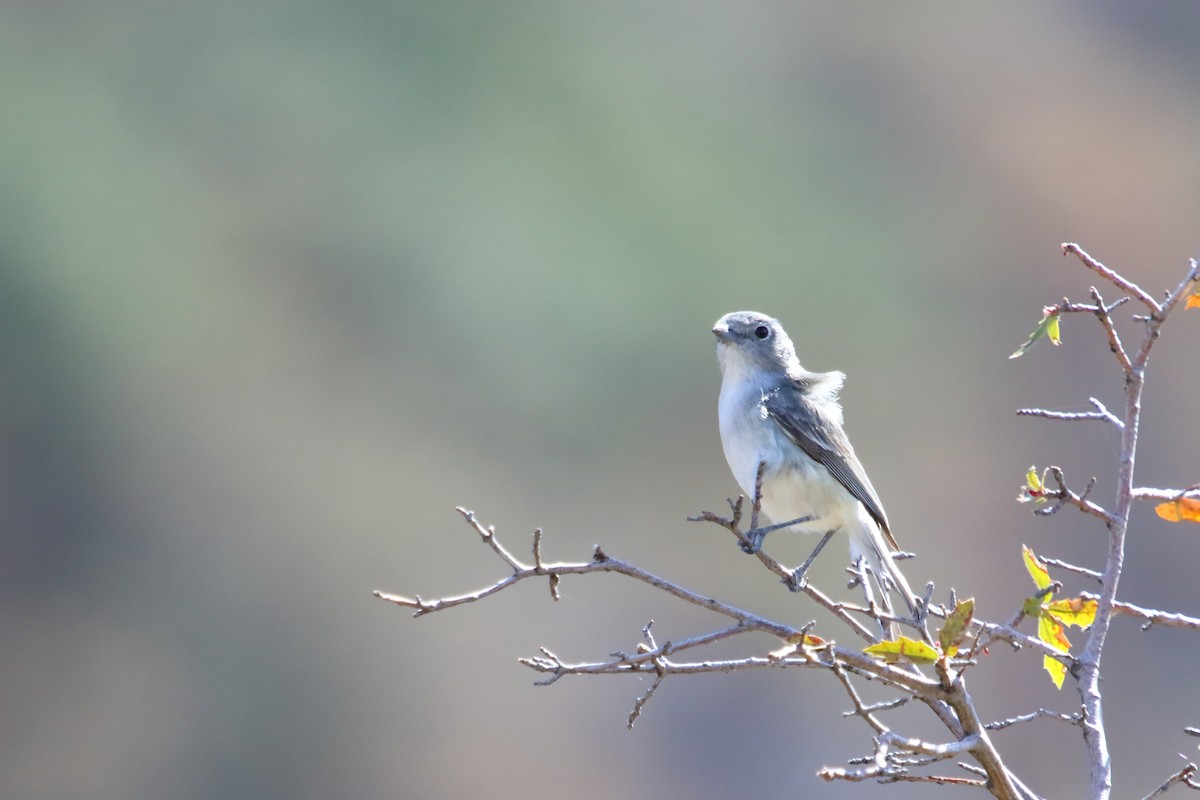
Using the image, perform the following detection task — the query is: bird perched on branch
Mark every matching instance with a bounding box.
[712,310,917,620]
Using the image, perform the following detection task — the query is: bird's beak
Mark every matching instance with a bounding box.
[712,324,734,342]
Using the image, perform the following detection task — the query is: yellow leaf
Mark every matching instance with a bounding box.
[1038,614,1071,690]
[1038,612,1072,653]
[1187,292,1200,310]
[1043,653,1067,690]
[864,636,940,665]
[1025,466,1041,490]
[1017,466,1050,505]
[1045,597,1098,629]
[1155,497,1200,523]
[1046,313,1062,345]
[1022,545,1053,592]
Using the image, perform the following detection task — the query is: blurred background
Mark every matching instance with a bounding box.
[3,2,1199,798]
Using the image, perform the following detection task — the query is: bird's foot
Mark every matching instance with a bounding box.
[740,515,815,554]
[784,529,837,590]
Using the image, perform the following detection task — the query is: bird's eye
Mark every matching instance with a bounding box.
[754,325,770,340]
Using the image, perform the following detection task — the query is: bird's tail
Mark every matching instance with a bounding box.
[849,514,918,632]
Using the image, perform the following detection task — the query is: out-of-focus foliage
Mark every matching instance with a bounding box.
[2,3,1199,798]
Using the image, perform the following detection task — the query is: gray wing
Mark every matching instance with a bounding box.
[762,380,898,550]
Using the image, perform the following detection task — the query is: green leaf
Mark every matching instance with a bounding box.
[1010,308,1063,359]
[1045,313,1062,345]
[938,598,975,657]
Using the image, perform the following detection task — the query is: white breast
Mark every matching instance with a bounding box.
[717,371,852,536]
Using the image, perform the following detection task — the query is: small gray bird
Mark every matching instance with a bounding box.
[712,311,917,618]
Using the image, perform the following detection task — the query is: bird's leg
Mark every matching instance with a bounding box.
[742,515,814,554]
[785,528,836,585]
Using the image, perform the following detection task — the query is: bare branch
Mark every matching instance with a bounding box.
[520,633,945,698]
[830,659,890,735]
[378,522,796,638]
[1039,248,1200,798]
[1158,257,1200,321]
[750,458,766,532]
[1141,763,1200,800]
[1133,486,1200,503]
[1062,242,1160,313]
[880,773,989,788]
[1080,594,1200,632]
[1087,286,1135,375]
[1087,397,1125,428]
[985,707,1084,731]
[458,507,528,572]
[1037,556,1103,583]
[1032,467,1115,525]
[627,672,664,729]
[974,621,1077,666]
[818,731,982,784]
[1016,406,1121,427]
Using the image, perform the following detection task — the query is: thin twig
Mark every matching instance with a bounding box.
[379,510,946,701]
[1016,397,1123,430]
[1016,408,1119,425]
[459,507,528,572]
[1141,763,1199,800]
[1062,243,1160,313]
[627,673,664,729]
[880,774,988,788]
[1079,594,1200,632]
[1038,556,1103,583]
[1158,257,1200,321]
[1132,486,1200,503]
[1033,467,1115,525]
[818,732,982,783]
[1087,286,1135,376]
[750,459,766,532]
[830,660,889,735]
[985,708,1083,731]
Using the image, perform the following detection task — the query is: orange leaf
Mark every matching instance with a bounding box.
[1155,497,1200,523]
[1186,292,1200,309]
[770,632,827,660]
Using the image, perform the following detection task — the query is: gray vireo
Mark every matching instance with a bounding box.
[712,311,916,618]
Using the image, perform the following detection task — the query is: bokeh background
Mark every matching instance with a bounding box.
[3,3,1199,798]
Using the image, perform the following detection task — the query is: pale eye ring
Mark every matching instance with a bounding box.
[754,325,770,340]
